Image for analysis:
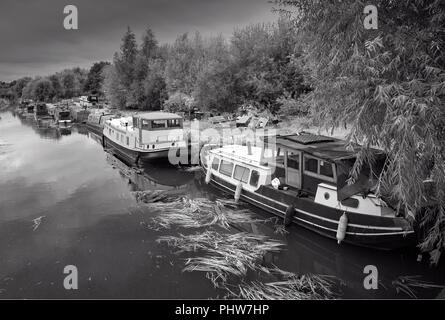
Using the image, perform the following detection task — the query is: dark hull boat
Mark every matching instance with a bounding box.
[201,133,417,250]
[209,175,415,250]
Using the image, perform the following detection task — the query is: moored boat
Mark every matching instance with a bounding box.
[54,107,72,126]
[103,112,187,165]
[86,111,116,136]
[34,103,53,122]
[25,104,35,119]
[201,133,417,250]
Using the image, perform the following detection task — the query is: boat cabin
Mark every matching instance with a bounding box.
[104,112,185,152]
[54,107,72,122]
[268,133,385,199]
[35,103,49,117]
[27,104,35,114]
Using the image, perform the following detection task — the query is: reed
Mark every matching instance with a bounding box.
[136,191,262,230]
[392,275,445,298]
[228,274,336,300]
[158,231,283,287]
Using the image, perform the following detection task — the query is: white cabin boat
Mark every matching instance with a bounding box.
[201,133,416,250]
[103,112,187,165]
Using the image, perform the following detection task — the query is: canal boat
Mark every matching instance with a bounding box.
[103,112,187,165]
[25,104,35,119]
[34,103,53,121]
[86,111,117,136]
[17,99,32,116]
[69,104,90,123]
[54,107,72,126]
[201,133,416,250]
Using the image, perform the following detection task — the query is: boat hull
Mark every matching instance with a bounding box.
[209,174,416,251]
[86,122,104,136]
[103,135,171,165]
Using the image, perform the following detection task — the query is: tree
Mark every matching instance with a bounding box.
[230,19,307,113]
[164,92,194,113]
[115,27,138,88]
[277,0,445,263]
[48,75,62,100]
[113,27,139,108]
[12,77,32,100]
[131,28,161,110]
[102,64,126,109]
[141,59,167,111]
[194,37,240,113]
[165,32,205,96]
[32,78,55,102]
[84,61,110,95]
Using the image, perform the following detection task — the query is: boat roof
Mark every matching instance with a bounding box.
[135,111,182,120]
[275,133,384,161]
[209,115,227,122]
[210,145,273,169]
[236,115,251,124]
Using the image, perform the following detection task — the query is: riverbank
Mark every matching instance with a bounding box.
[114,108,351,140]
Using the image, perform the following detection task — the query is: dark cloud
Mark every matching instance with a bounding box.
[0,0,276,81]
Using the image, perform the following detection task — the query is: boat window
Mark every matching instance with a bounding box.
[126,137,129,146]
[341,198,359,208]
[167,119,181,128]
[152,120,166,129]
[141,119,150,130]
[219,160,234,177]
[211,157,220,170]
[303,155,336,182]
[287,152,300,170]
[276,148,285,167]
[319,160,334,178]
[250,170,260,187]
[233,165,250,183]
[304,156,318,173]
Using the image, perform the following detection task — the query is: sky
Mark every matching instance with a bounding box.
[0,0,277,82]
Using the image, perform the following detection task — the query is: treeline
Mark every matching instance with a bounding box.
[4,16,310,115]
[103,17,310,114]
[3,62,110,102]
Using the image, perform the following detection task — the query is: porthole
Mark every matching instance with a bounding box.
[324,192,330,200]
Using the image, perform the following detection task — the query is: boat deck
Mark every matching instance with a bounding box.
[258,184,314,206]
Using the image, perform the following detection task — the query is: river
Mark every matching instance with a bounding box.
[0,110,444,299]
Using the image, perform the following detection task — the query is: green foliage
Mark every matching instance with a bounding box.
[0,81,17,100]
[32,78,55,102]
[84,61,110,95]
[277,0,445,262]
[163,92,194,113]
[73,19,309,113]
[104,27,167,110]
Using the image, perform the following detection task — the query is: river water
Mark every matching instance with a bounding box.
[0,110,444,299]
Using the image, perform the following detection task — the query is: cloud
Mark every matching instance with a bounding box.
[0,0,276,81]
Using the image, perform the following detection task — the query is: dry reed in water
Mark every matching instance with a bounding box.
[158,231,283,287]
[392,275,445,298]
[135,190,263,230]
